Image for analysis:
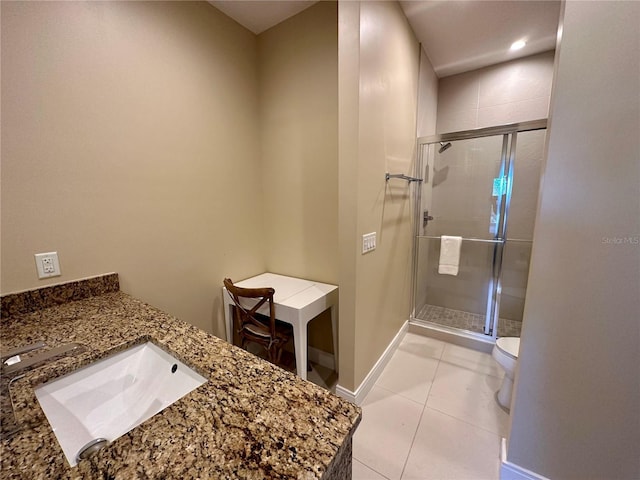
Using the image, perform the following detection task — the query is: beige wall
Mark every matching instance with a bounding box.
[257,2,338,352]
[258,2,338,284]
[1,1,340,358]
[1,2,264,336]
[337,0,361,391]
[508,1,640,478]
[338,1,420,390]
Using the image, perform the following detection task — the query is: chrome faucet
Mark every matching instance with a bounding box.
[2,342,85,375]
[1,341,86,440]
[1,342,47,364]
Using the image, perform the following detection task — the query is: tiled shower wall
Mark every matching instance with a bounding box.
[436,51,555,134]
[415,51,554,325]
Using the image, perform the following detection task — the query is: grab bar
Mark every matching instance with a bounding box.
[385,173,422,183]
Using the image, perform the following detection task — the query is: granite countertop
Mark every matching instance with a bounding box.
[0,275,361,479]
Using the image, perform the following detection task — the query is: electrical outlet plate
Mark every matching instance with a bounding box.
[35,252,61,279]
[362,232,376,254]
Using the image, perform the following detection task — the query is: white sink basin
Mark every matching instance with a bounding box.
[35,342,207,466]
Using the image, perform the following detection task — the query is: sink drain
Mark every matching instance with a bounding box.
[76,438,108,463]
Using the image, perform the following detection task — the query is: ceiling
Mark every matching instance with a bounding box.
[401,1,561,77]
[208,1,317,35]
[207,0,561,78]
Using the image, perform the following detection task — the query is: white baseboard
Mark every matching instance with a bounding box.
[308,346,335,371]
[500,438,550,480]
[335,383,358,404]
[335,320,408,405]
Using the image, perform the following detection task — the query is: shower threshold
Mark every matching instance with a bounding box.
[416,304,522,337]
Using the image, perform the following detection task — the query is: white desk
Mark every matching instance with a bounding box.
[222,273,338,381]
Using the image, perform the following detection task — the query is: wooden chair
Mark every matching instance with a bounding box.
[223,278,292,367]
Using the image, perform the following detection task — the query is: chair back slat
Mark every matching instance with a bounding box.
[223,278,291,367]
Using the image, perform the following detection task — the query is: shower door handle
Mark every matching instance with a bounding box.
[423,211,434,227]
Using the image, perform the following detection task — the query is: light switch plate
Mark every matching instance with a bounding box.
[362,232,376,254]
[35,252,61,279]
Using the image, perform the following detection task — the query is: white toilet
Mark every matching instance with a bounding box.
[492,337,520,412]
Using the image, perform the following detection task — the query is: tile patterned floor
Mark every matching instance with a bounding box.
[416,304,522,337]
[352,333,508,480]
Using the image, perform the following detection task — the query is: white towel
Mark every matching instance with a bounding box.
[438,236,462,276]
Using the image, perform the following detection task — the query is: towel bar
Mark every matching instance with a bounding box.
[421,236,504,244]
[385,173,422,183]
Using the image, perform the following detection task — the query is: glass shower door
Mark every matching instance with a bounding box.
[414,134,510,336]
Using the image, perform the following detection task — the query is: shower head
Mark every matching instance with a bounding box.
[439,142,452,154]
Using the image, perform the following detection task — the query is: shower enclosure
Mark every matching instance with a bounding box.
[411,120,547,341]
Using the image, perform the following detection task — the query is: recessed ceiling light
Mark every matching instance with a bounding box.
[510,39,527,51]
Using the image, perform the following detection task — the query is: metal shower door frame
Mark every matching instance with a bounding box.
[410,119,547,340]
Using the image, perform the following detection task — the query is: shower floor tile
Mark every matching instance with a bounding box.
[416,304,522,337]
